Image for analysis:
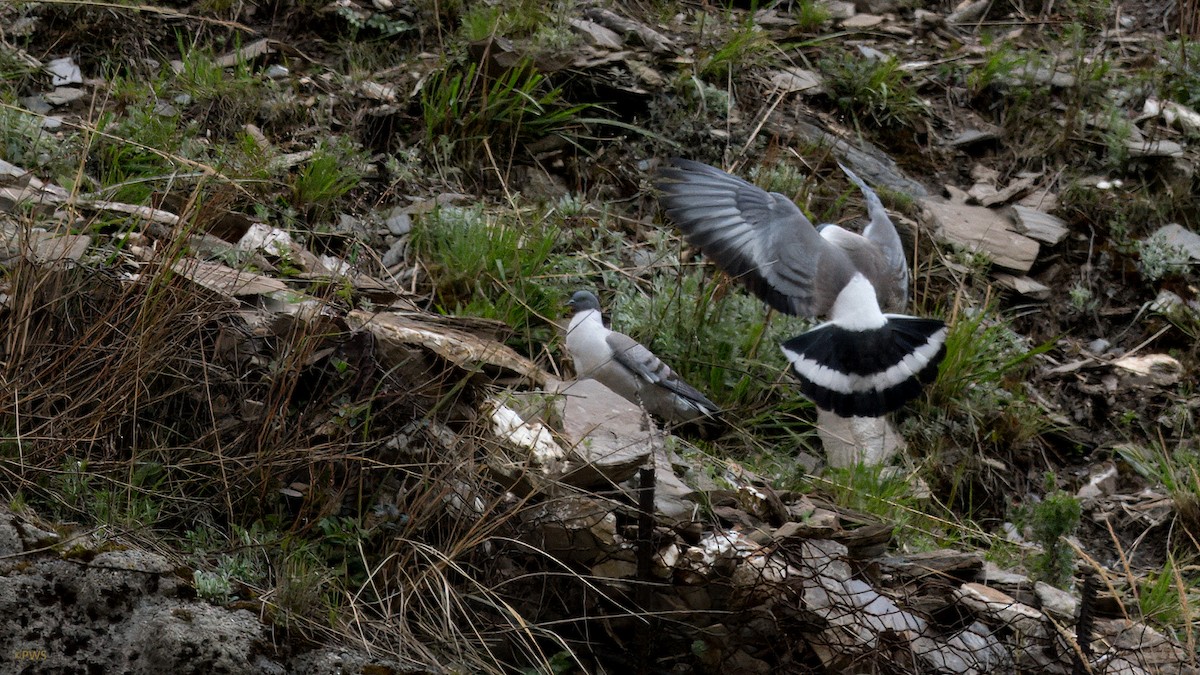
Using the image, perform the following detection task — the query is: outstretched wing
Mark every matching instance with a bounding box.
[657,158,853,318]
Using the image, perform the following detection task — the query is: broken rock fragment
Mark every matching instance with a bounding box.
[921,198,1040,272]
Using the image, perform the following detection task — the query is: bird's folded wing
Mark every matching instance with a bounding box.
[606,332,717,410]
[657,158,848,318]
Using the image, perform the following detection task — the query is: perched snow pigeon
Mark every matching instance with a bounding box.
[657,158,947,417]
[565,290,722,429]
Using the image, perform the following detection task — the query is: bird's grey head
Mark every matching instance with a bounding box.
[567,290,601,314]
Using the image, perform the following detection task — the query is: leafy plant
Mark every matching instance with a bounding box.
[173,36,255,102]
[0,105,70,174]
[1116,442,1200,554]
[922,306,1050,421]
[1136,557,1197,630]
[194,568,235,603]
[903,305,1055,521]
[1028,475,1081,588]
[92,107,186,200]
[967,40,1025,97]
[51,457,165,528]
[1136,230,1192,282]
[458,0,575,53]
[0,47,41,98]
[748,162,810,198]
[792,0,831,32]
[1068,282,1097,314]
[335,3,414,38]
[1159,39,1200,110]
[611,267,812,411]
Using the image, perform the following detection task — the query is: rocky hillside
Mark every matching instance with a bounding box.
[1,0,1199,672]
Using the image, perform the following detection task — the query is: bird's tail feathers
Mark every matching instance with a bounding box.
[780,315,947,417]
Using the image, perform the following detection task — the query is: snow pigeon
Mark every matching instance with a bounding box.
[656,158,947,417]
[565,290,722,429]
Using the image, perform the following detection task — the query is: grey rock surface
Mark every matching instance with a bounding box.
[0,508,405,674]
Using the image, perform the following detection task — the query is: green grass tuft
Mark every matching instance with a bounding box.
[818,51,926,130]
[420,57,590,173]
[412,204,573,354]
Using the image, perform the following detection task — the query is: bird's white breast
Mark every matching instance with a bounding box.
[566,310,612,377]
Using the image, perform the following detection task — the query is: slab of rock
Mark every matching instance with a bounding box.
[46,56,82,86]
[380,237,407,268]
[0,507,402,674]
[382,207,412,237]
[1148,97,1200,134]
[1126,138,1185,158]
[1096,618,1197,673]
[1017,187,1059,212]
[485,398,565,481]
[568,17,623,49]
[842,13,883,28]
[822,1,857,20]
[1111,353,1183,387]
[22,91,54,115]
[978,174,1038,207]
[583,8,674,52]
[955,583,1049,639]
[15,231,90,263]
[637,450,698,520]
[947,127,1002,147]
[43,87,86,105]
[764,66,823,94]
[921,198,1040,272]
[1034,581,1078,621]
[993,273,1051,299]
[1011,205,1069,245]
[552,378,656,487]
[1077,462,1119,501]
[347,309,552,387]
[1007,63,1075,88]
[947,0,989,24]
[172,258,289,297]
[763,113,928,197]
[978,561,1036,604]
[878,550,983,581]
[851,0,901,12]
[521,495,618,564]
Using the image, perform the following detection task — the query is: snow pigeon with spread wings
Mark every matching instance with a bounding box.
[565,290,722,429]
[656,158,946,417]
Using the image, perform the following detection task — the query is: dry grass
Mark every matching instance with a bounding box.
[0,223,590,669]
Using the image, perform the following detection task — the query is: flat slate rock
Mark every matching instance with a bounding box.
[1011,205,1070,245]
[346,309,552,386]
[920,198,1040,272]
[993,273,1051,299]
[552,378,656,488]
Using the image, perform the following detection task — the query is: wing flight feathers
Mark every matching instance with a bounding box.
[657,159,841,317]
